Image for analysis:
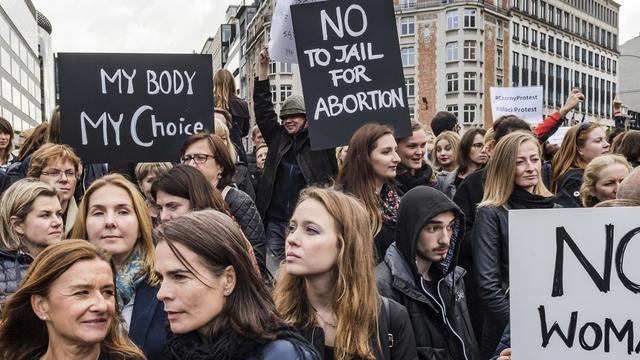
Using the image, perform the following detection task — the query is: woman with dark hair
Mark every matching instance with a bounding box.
[395,121,435,193]
[0,117,14,168]
[336,123,401,262]
[437,128,487,198]
[154,210,318,359]
[150,164,267,280]
[214,68,250,164]
[551,122,610,207]
[71,174,167,359]
[616,130,640,167]
[0,240,145,360]
[274,187,417,359]
[180,132,266,263]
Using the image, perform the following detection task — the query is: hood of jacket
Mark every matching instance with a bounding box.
[395,186,465,281]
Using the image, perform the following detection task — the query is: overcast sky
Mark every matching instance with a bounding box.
[32,0,640,53]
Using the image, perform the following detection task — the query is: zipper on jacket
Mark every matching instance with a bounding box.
[420,277,469,360]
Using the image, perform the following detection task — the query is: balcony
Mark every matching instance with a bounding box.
[395,0,508,15]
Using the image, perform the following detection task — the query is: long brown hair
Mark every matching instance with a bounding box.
[336,123,393,235]
[0,240,146,360]
[273,187,379,359]
[0,117,14,164]
[480,132,551,207]
[153,210,283,341]
[71,174,158,285]
[551,122,601,192]
[18,122,48,161]
[213,69,236,110]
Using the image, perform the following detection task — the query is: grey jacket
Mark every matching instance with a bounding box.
[435,169,460,199]
[0,248,32,302]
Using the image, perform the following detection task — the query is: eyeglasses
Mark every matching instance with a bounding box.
[181,153,215,165]
[41,169,77,179]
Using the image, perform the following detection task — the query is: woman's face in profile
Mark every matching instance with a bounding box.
[155,241,235,337]
[32,259,116,346]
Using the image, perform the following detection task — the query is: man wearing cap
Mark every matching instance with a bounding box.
[254,49,338,272]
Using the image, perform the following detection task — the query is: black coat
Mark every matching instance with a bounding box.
[376,187,479,360]
[554,168,584,208]
[129,282,168,360]
[302,297,418,360]
[224,186,266,266]
[253,79,337,219]
[471,205,510,358]
[228,95,250,164]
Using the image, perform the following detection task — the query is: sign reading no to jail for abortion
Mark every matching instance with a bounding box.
[291,0,411,150]
[509,208,640,359]
[58,53,213,163]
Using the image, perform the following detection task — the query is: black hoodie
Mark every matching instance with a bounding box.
[376,186,479,360]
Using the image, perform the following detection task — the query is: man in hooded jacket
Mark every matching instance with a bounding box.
[376,186,479,360]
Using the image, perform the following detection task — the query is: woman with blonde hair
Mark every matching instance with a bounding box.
[274,187,417,359]
[0,178,62,301]
[71,174,166,359]
[214,116,255,198]
[214,68,250,164]
[0,240,146,360]
[551,122,610,207]
[580,154,631,207]
[472,132,556,358]
[432,131,460,173]
[336,123,401,263]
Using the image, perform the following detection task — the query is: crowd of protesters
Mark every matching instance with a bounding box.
[0,47,637,360]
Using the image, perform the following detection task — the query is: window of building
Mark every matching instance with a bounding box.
[531,57,538,86]
[548,5,554,23]
[513,23,520,40]
[446,104,459,118]
[548,35,554,53]
[401,47,415,66]
[513,51,520,86]
[574,16,581,34]
[556,38,562,55]
[540,32,546,50]
[563,41,569,58]
[400,0,417,10]
[464,40,477,60]
[447,73,459,93]
[540,60,546,104]
[447,10,459,30]
[564,12,570,30]
[556,8,562,26]
[269,61,277,74]
[280,62,292,73]
[531,0,538,16]
[400,17,415,35]
[531,29,538,47]
[463,104,476,124]
[540,0,546,19]
[588,50,593,66]
[270,85,277,103]
[464,9,477,28]
[0,47,9,73]
[497,47,503,69]
[464,72,477,91]
[522,26,529,44]
[522,54,529,86]
[497,21,503,39]
[280,85,292,102]
[405,77,415,97]
[613,60,617,75]
[446,42,458,62]
[574,45,580,62]
[496,75,503,86]
[1,78,10,102]
[594,53,600,69]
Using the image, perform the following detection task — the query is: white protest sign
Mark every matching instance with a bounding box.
[509,208,640,359]
[268,0,325,64]
[490,86,543,124]
[547,126,571,145]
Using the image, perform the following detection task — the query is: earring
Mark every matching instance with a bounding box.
[217,173,222,179]
[40,315,46,320]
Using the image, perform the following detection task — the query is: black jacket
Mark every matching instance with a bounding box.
[129,282,167,360]
[395,163,434,194]
[228,95,250,164]
[302,297,418,360]
[253,79,338,219]
[224,186,266,265]
[554,168,584,208]
[376,186,479,360]
[0,248,32,302]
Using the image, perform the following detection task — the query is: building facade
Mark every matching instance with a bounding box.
[0,0,44,131]
[395,0,620,129]
[619,35,640,112]
[37,10,54,120]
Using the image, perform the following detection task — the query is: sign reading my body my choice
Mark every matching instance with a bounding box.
[58,53,213,163]
[291,0,411,150]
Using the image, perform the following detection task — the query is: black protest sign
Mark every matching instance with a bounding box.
[291,0,411,150]
[58,53,213,163]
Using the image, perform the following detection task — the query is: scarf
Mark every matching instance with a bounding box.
[379,183,401,224]
[116,247,146,308]
[507,185,555,210]
[162,326,316,360]
[395,163,435,193]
